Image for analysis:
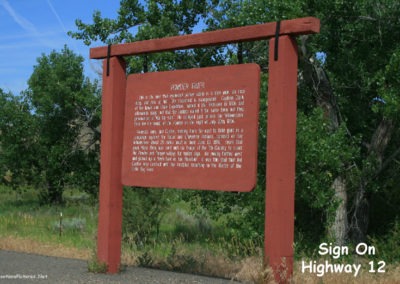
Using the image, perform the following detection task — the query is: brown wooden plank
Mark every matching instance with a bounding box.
[90,17,319,59]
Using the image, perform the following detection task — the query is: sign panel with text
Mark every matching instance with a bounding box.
[121,64,260,191]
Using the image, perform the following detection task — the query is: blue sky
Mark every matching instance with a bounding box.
[0,0,121,95]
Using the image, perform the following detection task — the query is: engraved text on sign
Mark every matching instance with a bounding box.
[122,64,260,191]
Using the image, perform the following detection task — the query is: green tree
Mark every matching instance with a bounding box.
[69,0,400,247]
[0,89,38,188]
[68,0,225,237]
[68,0,224,73]
[299,0,400,244]
[24,46,100,204]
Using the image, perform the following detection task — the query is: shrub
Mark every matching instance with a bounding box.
[173,209,213,241]
[370,219,400,263]
[122,187,170,246]
[53,217,86,233]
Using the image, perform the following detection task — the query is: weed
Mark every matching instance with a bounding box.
[87,256,108,273]
[137,251,154,267]
[233,257,276,284]
[168,254,199,273]
[52,217,86,233]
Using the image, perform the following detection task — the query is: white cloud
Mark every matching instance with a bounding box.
[45,0,81,53]
[0,0,62,49]
[0,0,37,33]
[0,29,62,41]
[46,0,67,33]
[0,0,99,94]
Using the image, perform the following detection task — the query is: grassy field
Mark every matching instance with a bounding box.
[0,185,399,283]
[0,186,96,251]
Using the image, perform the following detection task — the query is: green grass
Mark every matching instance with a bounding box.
[0,185,262,279]
[0,185,97,251]
[2,185,400,282]
[0,185,255,259]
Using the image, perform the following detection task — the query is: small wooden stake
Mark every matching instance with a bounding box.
[59,212,63,237]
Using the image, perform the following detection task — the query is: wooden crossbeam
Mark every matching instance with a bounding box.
[90,17,319,59]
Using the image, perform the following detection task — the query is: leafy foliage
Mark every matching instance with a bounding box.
[0,47,101,204]
[370,219,400,263]
[296,109,358,210]
[0,90,38,188]
[123,187,172,245]
[69,0,223,73]
[295,109,360,240]
[66,0,400,246]
[24,46,101,204]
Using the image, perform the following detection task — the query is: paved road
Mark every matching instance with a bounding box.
[0,251,238,284]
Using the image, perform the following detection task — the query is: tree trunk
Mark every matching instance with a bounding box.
[329,176,348,245]
[350,180,369,244]
[299,37,396,246]
[299,36,349,244]
[349,118,394,243]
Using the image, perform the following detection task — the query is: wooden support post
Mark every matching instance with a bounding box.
[265,35,298,283]
[97,56,126,273]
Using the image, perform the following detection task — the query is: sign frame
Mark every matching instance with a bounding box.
[90,17,320,283]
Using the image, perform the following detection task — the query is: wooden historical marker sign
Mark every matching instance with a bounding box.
[91,17,320,282]
[121,64,260,192]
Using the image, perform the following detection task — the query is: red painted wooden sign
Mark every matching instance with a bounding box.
[91,17,320,282]
[121,64,260,191]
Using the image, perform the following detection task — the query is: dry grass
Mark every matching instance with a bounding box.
[119,247,276,283]
[1,236,399,283]
[292,262,400,284]
[233,257,275,284]
[232,257,400,284]
[121,249,139,266]
[0,236,91,260]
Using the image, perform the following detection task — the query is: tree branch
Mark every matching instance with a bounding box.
[374,145,400,178]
